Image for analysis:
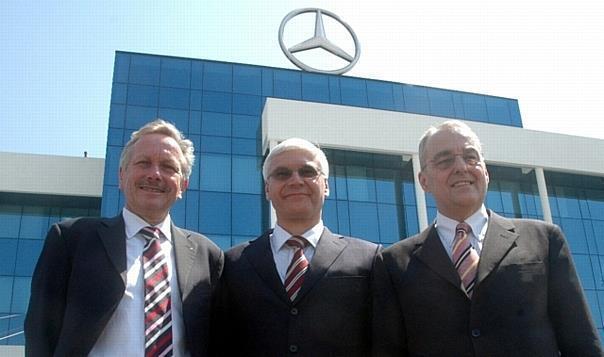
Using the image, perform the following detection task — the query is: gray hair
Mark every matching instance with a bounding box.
[262,138,329,181]
[119,119,195,179]
[418,120,484,169]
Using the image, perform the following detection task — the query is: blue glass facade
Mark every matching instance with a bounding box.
[0,193,100,345]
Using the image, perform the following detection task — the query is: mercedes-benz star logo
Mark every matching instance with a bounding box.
[279,8,360,75]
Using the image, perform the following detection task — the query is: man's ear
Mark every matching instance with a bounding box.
[177,179,189,199]
[118,167,124,190]
[324,178,330,197]
[418,171,430,192]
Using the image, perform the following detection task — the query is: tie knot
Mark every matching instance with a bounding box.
[286,236,308,250]
[455,222,471,236]
[140,226,161,242]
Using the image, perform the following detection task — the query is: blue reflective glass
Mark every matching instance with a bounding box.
[580,200,591,219]
[232,156,262,194]
[587,194,604,220]
[378,204,400,244]
[200,135,231,154]
[366,81,393,110]
[348,202,378,241]
[190,90,202,111]
[159,87,190,110]
[108,104,126,128]
[485,190,504,213]
[0,239,17,275]
[201,112,231,136]
[560,218,589,254]
[233,94,263,115]
[392,85,405,112]
[160,58,190,88]
[402,85,430,114]
[452,92,466,119]
[107,128,124,147]
[462,93,488,121]
[336,200,350,236]
[584,290,602,327]
[302,73,330,103]
[10,277,31,313]
[188,157,200,190]
[333,165,348,200]
[113,53,130,83]
[129,55,160,86]
[15,239,43,276]
[20,207,49,239]
[346,167,376,202]
[340,77,367,107]
[111,83,127,104]
[262,68,274,96]
[404,205,420,236]
[199,192,231,235]
[170,197,186,227]
[125,105,158,130]
[0,205,21,238]
[428,89,455,118]
[574,254,596,289]
[200,153,231,192]
[158,108,189,133]
[189,134,201,153]
[189,111,201,134]
[203,91,232,113]
[485,97,511,125]
[203,62,232,92]
[375,169,397,204]
[509,100,523,126]
[233,65,262,95]
[232,138,259,156]
[0,277,13,312]
[104,146,122,186]
[191,61,203,90]
[232,114,260,139]
[7,314,25,344]
[328,77,341,104]
[185,190,199,231]
[101,185,121,217]
[127,84,159,107]
[233,236,255,247]
[323,200,338,232]
[208,234,232,251]
[402,181,417,205]
[0,314,8,342]
[232,194,263,236]
[274,70,301,100]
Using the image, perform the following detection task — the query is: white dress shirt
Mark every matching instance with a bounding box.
[270,221,324,283]
[435,205,489,260]
[89,208,189,357]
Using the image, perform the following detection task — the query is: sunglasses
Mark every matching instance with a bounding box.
[268,165,323,181]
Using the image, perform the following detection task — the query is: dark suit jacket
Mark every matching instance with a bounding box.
[24,214,224,357]
[373,211,602,357]
[212,228,381,357]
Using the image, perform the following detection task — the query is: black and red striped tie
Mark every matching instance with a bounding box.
[284,236,309,301]
[140,226,173,357]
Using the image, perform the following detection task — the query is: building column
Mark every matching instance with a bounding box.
[412,153,429,231]
[534,167,553,223]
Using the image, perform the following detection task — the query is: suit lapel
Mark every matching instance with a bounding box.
[245,231,290,303]
[295,228,347,303]
[97,215,128,284]
[172,224,198,300]
[476,211,519,284]
[415,226,463,291]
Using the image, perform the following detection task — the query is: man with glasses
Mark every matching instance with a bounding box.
[373,120,602,356]
[212,138,380,356]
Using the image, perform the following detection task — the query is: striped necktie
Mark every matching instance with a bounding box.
[284,236,309,301]
[140,226,173,357]
[452,222,479,298]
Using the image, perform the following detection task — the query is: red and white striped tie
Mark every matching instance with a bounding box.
[284,236,309,301]
[452,222,479,298]
[140,226,173,357]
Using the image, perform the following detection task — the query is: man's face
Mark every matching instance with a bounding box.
[119,133,188,224]
[419,130,489,221]
[265,149,329,227]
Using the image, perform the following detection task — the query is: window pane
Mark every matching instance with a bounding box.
[349,202,378,242]
[160,58,190,88]
[232,156,262,194]
[199,192,231,235]
[199,154,231,192]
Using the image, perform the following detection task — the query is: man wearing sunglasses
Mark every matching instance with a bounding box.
[373,120,602,356]
[212,138,380,356]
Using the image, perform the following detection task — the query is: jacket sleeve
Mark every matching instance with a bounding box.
[547,224,603,356]
[24,223,71,357]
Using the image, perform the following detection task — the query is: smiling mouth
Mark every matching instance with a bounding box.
[451,181,473,187]
[139,185,165,193]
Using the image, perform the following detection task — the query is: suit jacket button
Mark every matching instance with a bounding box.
[290,307,298,315]
[289,344,298,353]
[471,328,481,338]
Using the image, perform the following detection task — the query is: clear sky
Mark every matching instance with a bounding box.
[1,0,602,158]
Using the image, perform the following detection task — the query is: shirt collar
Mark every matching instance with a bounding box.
[271,220,324,252]
[435,205,488,246]
[122,207,172,242]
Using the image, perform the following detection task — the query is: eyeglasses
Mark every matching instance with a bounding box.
[268,165,323,181]
[429,152,482,170]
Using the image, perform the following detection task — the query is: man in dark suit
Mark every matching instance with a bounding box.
[373,120,602,356]
[25,119,224,356]
[212,138,380,356]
